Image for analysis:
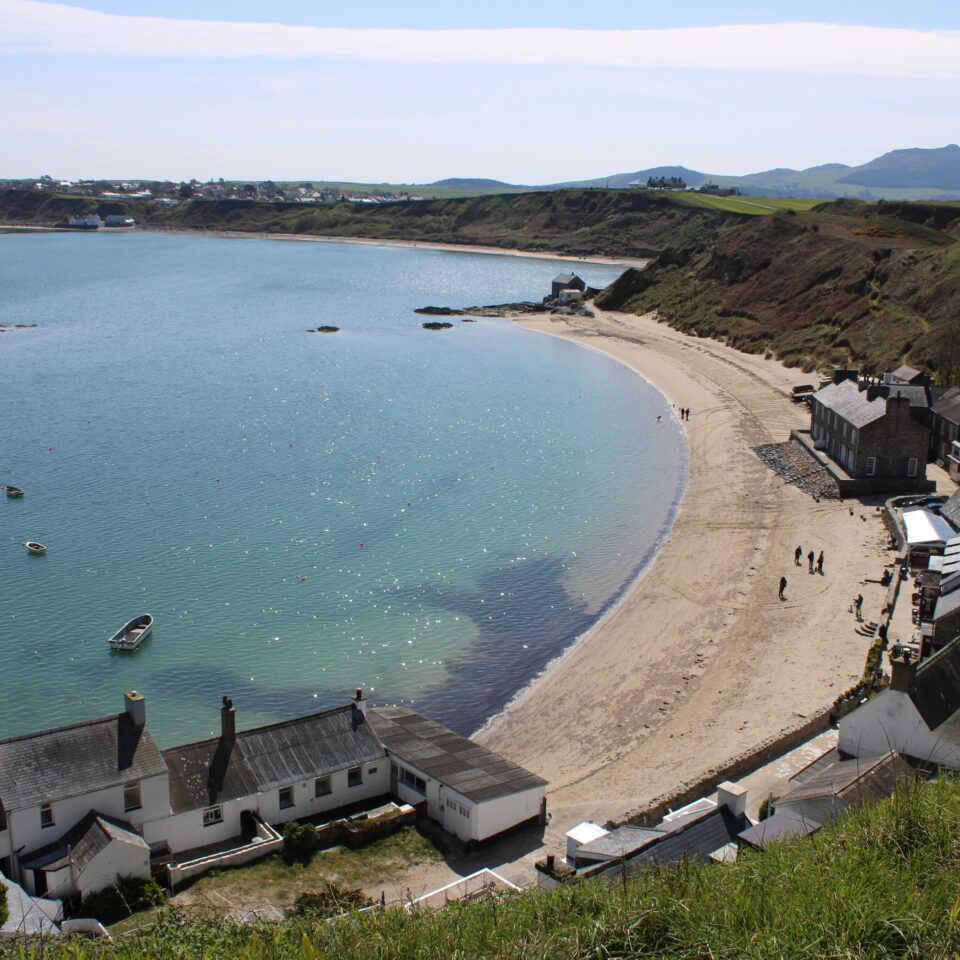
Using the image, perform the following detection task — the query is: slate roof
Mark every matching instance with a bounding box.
[788,747,842,785]
[890,365,925,384]
[21,811,147,873]
[575,825,666,860]
[812,380,887,429]
[736,812,821,849]
[367,707,547,803]
[911,640,960,734]
[933,387,960,426]
[588,807,749,879]
[553,273,581,285]
[164,705,384,814]
[778,753,911,808]
[943,491,960,530]
[0,714,167,812]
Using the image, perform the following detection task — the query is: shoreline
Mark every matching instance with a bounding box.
[0,223,650,269]
[476,307,893,825]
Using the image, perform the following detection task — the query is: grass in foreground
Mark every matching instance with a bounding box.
[6,775,960,958]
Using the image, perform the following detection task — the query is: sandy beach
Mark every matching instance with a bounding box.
[477,307,895,826]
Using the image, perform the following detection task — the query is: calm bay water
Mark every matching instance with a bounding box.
[0,231,686,744]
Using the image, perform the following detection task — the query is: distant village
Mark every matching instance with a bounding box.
[1,175,423,205]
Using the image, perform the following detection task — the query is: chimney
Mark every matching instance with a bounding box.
[220,695,236,741]
[124,690,146,728]
[352,688,367,719]
[889,653,916,693]
[716,781,748,817]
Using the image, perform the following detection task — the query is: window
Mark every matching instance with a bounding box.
[203,806,223,827]
[40,804,54,829]
[907,458,918,477]
[347,767,363,788]
[279,786,295,809]
[0,806,7,831]
[314,776,332,798]
[865,456,877,476]
[398,766,426,794]
[123,780,142,812]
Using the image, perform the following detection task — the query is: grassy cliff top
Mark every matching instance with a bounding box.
[5,774,960,958]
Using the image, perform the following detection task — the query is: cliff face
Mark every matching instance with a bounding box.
[0,188,741,260]
[596,203,960,375]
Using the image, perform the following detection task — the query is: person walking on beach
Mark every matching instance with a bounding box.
[816,550,824,574]
[854,594,863,620]
[779,576,787,601]
[807,550,815,573]
[795,546,802,566]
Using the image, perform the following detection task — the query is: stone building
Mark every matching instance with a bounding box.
[551,273,585,299]
[808,377,933,491]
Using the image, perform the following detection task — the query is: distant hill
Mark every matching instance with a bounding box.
[430,178,522,190]
[836,144,960,189]
[547,146,960,201]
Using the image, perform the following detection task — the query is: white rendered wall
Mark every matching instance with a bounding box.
[7,772,170,864]
[77,842,150,899]
[839,690,960,767]
[472,786,545,842]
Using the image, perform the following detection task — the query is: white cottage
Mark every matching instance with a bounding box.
[0,689,547,900]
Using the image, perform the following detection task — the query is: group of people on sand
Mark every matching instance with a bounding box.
[778,545,827,600]
[679,407,691,421]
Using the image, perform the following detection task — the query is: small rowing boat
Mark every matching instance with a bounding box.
[24,541,46,554]
[108,614,153,651]
[4,486,24,498]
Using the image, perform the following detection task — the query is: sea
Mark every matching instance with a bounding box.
[0,230,686,745]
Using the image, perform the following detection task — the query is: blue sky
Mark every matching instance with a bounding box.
[1,0,958,182]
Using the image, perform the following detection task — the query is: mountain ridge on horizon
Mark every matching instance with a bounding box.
[433,144,960,201]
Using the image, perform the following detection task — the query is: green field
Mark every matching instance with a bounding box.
[674,193,825,215]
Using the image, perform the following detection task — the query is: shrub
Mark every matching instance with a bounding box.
[288,880,372,918]
[79,875,164,925]
[282,820,318,864]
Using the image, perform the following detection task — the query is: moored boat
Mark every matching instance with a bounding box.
[108,614,153,651]
[24,541,46,554]
[4,486,24,498]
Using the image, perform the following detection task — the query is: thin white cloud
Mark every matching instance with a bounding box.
[2,1,960,79]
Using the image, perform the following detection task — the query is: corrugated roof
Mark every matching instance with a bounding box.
[812,380,887,429]
[368,707,547,803]
[163,705,384,814]
[0,714,167,812]
[778,753,909,806]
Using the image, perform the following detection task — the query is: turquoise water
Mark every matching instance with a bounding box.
[0,231,686,745]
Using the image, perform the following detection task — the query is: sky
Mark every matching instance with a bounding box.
[1,0,958,183]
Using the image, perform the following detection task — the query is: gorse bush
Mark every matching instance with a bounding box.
[6,776,960,958]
